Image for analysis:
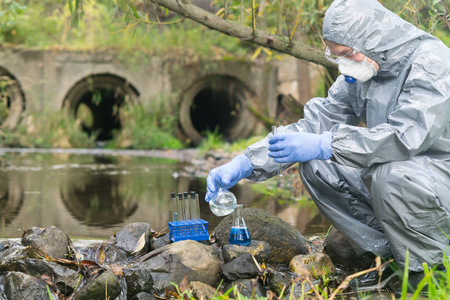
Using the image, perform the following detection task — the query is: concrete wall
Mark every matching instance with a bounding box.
[0,46,306,141]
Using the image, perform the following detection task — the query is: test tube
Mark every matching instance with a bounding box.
[272,126,283,177]
[189,191,200,220]
[177,193,185,221]
[170,192,178,222]
[183,192,191,221]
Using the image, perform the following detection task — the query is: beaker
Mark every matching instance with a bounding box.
[229,204,251,246]
[209,187,237,216]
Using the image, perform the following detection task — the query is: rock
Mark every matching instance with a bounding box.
[266,270,290,295]
[21,226,71,259]
[213,208,309,264]
[130,292,158,300]
[73,270,121,300]
[123,266,154,297]
[0,240,12,252]
[188,281,218,299]
[141,240,221,293]
[222,253,261,281]
[225,278,265,298]
[99,242,128,264]
[222,240,271,263]
[14,259,80,296]
[82,241,128,264]
[4,272,53,300]
[150,233,171,250]
[0,245,29,271]
[286,279,319,299]
[324,227,375,269]
[115,222,151,255]
[289,253,336,278]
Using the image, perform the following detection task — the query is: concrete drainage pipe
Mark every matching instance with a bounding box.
[0,68,25,130]
[63,74,139,141]
[179,75,258,144]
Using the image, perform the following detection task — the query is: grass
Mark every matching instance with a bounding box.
[0,109,96,148]
[106,99,183,150]
[168,250,450,300]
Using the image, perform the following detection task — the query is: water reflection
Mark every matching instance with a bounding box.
[60,174,139,227]
[0,151,329,239]
[0,172,24,229]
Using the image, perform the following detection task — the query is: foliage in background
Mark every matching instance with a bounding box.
[106,96,183,150]
[1,0,252,63]
[198,127,264,154]
[0,109,96,148]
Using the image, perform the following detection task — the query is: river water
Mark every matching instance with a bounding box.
[0,149,330,240]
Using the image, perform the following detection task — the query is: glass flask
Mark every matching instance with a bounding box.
[209,187,237,216]
[229,204,251,246]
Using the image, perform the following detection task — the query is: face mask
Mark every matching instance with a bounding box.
[338,56,377,82]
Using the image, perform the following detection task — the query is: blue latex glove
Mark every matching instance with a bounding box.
[268,131,332,163]
[205,155,253,202]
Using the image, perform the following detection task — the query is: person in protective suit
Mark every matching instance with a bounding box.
[205,0,450,294]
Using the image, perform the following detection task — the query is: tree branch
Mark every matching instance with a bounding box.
[151,0,336,67]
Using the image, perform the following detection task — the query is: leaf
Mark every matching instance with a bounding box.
[80,260,101,270]
[97,243,106,264]
[262,47,272,56]
[41,274,53,286]
[131,233,146,254]
[215,7,225,17]
[109,264,124,276]
[179,272,189,293]
[251,47,262,60]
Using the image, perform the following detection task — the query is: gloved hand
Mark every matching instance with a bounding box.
[205,155,253,202]
[268,131,332,163]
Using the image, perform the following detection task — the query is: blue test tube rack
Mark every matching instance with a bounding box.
[168,219,210,242]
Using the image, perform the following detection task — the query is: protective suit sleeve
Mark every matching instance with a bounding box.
[244,78,361,181]
[331,51,450,168]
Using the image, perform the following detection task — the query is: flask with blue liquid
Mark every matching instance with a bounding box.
[229,204,251,246]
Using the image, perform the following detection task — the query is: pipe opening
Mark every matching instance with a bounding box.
[64,74,139,141]
[190,85,240,136]
[0,68,25,130]
[180,75,257,144]
[75,89,123,141]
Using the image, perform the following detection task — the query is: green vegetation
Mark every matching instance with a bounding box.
[0,0,253,63]
[106,98,183,150]
[198,128,264,154]
[0,0,448,149]
[170,250,450,299]
[0,109,96,148]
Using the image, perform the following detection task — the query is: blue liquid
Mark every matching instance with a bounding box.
[229,226,251,246]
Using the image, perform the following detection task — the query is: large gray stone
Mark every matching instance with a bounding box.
[150,233,171,250]
[222,240,271,263]
[115,222,151,255]
[222,253,261,281]
[289,253,336,278]
[21,226,71,259]
[0,244,29,271]
[4,272,52,300]
[14,259,80,296]
[123,266,154,297]
[140,240,221,293]
[73,270,121,300]
[324,226,375,269]
[213,208,309,264]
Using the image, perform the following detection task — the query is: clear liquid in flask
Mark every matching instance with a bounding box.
[209,187,237,216]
